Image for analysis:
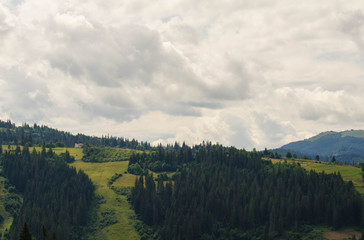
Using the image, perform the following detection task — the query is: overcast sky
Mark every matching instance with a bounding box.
[1,0,364,149]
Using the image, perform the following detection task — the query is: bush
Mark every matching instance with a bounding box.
[128,163,143,175]
[100,209,118,228]
[155,173,170,181]
[4,193,22,216]
[111,186,132,198]
[95,194,106,204]
[107,173,122,186]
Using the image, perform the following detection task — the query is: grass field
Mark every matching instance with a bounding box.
[70,154,140,240]
[265,157,364,194]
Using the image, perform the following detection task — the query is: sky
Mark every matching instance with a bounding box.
[0,0,364,149]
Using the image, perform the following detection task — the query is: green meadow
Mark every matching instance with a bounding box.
[70,152,140,240]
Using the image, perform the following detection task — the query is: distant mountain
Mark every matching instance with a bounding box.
[275,130,364,164]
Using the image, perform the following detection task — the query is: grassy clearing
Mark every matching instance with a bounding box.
[266,158,364,195]
[82,145,145,162]
[70,159,139,240]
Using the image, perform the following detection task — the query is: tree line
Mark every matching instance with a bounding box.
[0,119,150,149]
[2,146,94,240]
[131,144,363,239]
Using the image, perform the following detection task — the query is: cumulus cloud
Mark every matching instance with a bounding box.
[1,0,364,149]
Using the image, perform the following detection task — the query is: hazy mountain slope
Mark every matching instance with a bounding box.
[277,130,364,163]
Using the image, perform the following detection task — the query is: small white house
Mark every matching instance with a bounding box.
[75,143,84,148]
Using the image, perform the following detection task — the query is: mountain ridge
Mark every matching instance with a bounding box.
[276,129,364,164]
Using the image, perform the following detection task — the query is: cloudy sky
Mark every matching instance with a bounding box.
[1,0,364,149]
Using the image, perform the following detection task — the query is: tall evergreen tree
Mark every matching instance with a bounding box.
[19,222,32,240]
[42,225,47,240]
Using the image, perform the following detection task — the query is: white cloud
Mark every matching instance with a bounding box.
[1,0,364,149]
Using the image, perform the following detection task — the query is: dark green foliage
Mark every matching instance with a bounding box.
[286,151,292,158]
[111,186,132,197]
[332,156,336,163]
[131,145,363,239]
[128,144,193,173]
[42,225,47,240]
[95,195,107,204]
[0,119,150,149]
[99,209,118,228]
[155,173,170,181]
[59,150,75,163]
[107,173,122,186]
[4,193,22,216]
[128,163,144,175]
[360,163,364,179]
[19,222,32,240]
[3,148,94,240]
[82,143,134,162]
[132,218,157,240]
[50,232,57,240]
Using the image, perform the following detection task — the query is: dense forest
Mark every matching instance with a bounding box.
[131,145,363,239]
[128,142,193,173]
[1,145,94,240]
[0,119,150,149]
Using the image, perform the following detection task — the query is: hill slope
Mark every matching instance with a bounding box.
[0,119,150,149]
[277,130,364,164]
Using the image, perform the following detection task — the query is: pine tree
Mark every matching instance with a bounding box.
[19,222,32,240]
[42,225,47,240]
[50,232,57,240]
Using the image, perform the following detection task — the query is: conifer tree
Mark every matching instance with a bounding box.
[42,225,47,240]
[19,222,32,240]
[50,232,57,240]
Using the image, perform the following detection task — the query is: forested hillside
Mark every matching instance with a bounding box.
[128,142,193,173]
[1,146,94,239]
[131,145,363,239]
[0,119,150,149]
